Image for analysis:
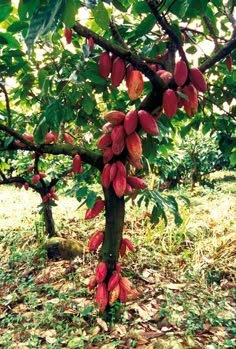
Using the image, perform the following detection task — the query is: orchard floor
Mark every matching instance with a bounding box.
[0,171,235,349]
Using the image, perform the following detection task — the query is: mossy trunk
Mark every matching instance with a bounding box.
[41,201,57,237]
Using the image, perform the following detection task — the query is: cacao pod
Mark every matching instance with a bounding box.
[103,147,114,164]
[109,163,117,182]
[158,70,172,84]
[51,193,59,200]
[138,110,159,135]
[108,272,120,291]
[189,67,207,93]
[96,283,108,312]
[39,172,46,178]
[119,240,127,257]
[123,238,135,252]
[63,133,74,144]
[97,133,112,150]
[127,70,144,101]
[111,57,126,87]
[88,275,97,291]
[127,176,147,189]
[112,138,125,156]
[98,52,112,79]
[104,110,125,125]
[163,89,177,119]
[126,132,142,160]
[64,27,72,44]
[96,261,107,283]
[27,165,34,173]
[102,122,113,134]
[85,199,105,220]
[31,174,40,185]
[88,230,104,252]
[116,262,121,273]
[45,132,57,144]
[124,110,138,135]
[88,37,94,51]
[182,84,198,108]
[113,170,127,198]
[119,286,127,303]
[127,155,143,170]
[124,183,133,195]
[119,276,132,292]
[109,283,120,305]
[73,155,82,173]
[111,125,125,155]
[24,182,29,190]
[174,60,188,87]
[125,64,134,86]
[101,164,111,189]
[226,55,232,72]
[116,160,126,178]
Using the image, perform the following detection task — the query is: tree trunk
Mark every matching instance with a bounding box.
[41,201,57,237]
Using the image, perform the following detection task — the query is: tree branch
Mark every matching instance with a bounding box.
[109,19,129,50]
[0,83,12,127]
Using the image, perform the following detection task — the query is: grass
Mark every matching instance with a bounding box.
[0,170,235,348]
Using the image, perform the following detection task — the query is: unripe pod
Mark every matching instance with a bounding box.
[124,110,138,135]
[63,133,74,144]
[127,70,144,101]
[116,160,126,178]
[108,271,120,291]
[85,199,105,220]
[174,60,188,87]
[189,67,207,93]
[109,283,120,305]
[109,163,117,182]
[88,230,104,252]
[138,110,159,135]
[97,134,112,150]
[31,174,40,185]
[113,170,127,198]
[73,155,82,174]
[98,52,112,79]
[101,164,111,189]
[96,261,107,283]
[103,110,125,125]
[88,275,97,291]
[64,27,72,44]
[163,89,177,119]
[127,176,147,189]
[96,283,108,312]
[103,147,114,164]
[123,238,136,252]
[111,57,126,87]
[119,240,127,257]
[126,132,142,160]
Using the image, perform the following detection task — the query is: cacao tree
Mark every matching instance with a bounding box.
[0,0,235,318]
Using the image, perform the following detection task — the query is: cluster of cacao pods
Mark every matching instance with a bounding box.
[31,172,46,185]
[89,261,135,311]
[42,186,59,203]
[98,52,144,100]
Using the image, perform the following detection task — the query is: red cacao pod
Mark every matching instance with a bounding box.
[64,27,72,44]
[116,160,126,178]
[226,55,232,72]
[31,174,40,185]
[127,70,144,101]
[119,286,127,303]
[104,110,125,125]
[109,162,117,182]
[96,261,107,283]
[113,170,127,198]
[127,176,147,189]
[98,52,112,79]
[112,138,125,156]
[96,283,108,312]
[182,84,198,108]
[123,238,135,252]
[97,134,112,150]
[85,199,105,220]
[27,165,34,173]
[45,132,57,144]
[125,132,142,160]
[138,110,159,135]
[119,277,132,292]
[189,67,207,93]
[116,262,121,273]
[88,275,97,291]
[127,155,143,170]
[111,57,126,87]
[124,110,138,135]
[158,70,172,84]
[102,122,113,134]
[125,64,134,86]
[51,193,59,200]
[101,164,111,189]
[24,182,29,190]
[88,37,94,51]
[109,283,120,305]
[73,155,82,174]
[174,60,188,87]
[63,133,74,144]
[163,89,177,119]
[119,240,127,257]
[88,230,104,252]
[111,125,125,155]
[108,272,120,292]
[103,147,114,164]
[124,183,133,195]
[39,172,46,178]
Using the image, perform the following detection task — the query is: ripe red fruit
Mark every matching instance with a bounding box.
[119,286,127,303]
[101,164,111,189]
[125,64,134,86]
[113,169,127,198]
[127,156,143,170]
[88,37,94,51]
[45,132,57,144]
[39,172,46,178]
[123,238,136,252]
[24,182,29,190]
[31,174,41,185]
[109,163,117,182]
[103,147,114,164]
[124,183,133,195]
[64,27,72,44]
[51,193,59,200]
[88,275,97,291]
[126,70,144,101]
[102,122,113,134]
[111,125,125,155]
[124,110,138,135]
[111,57,126,87]
[27,165,34,174]
[127,176,147,189]
[189,67,207,93]
[109,283,120,305]
[226,55,232,72]
[103,110,125,125]
[73,154,82,174]
[126,132,142,160]
[88,231,104,252]
[174,60,188,86]
[96,261,107,283]
[108,272,120,292]
[163,89,177,119]
[119,240,127,257]
[119,277,132,292]
[116,262,121,273]
[85,199,105,220]
[98,52,112,79]
[157,70,172,84]
[138,110,159,135]
[96,283,108,312]
[97,134,112,150]
[63,133,74,144]
[116,160,126,178]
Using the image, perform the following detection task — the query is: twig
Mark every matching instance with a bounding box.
[203,16,220,51]
[0,83,12,127]
[109,19,129,50]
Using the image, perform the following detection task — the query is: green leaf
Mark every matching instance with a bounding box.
[229,151,236,166]
[62,0,78,28]
[81,94,96,115]
[92,0,110,31]
[166,0,190,18]
[81,305,93,316]
[82,0,98,9]
[86,191,97,209]
[0,5,13,22]
[34,117,48,144]
[76,187,88,201]
[133,2,150,14]
[38,68,49,92]
[7,21,28,33]
[186,46,197,54]
[0,33,20,49]
[44,101,62,132]
[185,0,208,17]
[136,14,156,37]
[113,0,129,12]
